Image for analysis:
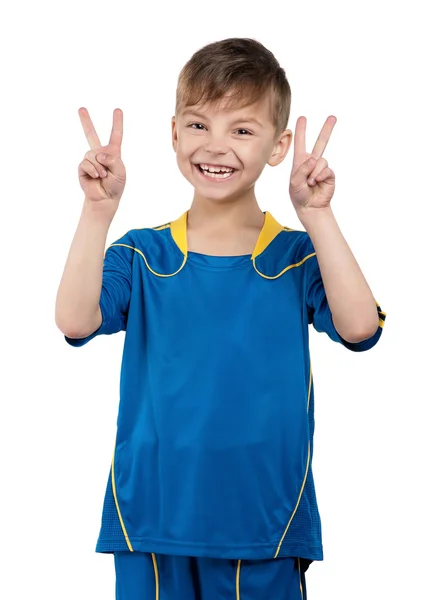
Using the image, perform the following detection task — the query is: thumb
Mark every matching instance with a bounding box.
[302,157,317,177]
[96,153,111,165]
[96,153,124,178]
[291,156,317,187]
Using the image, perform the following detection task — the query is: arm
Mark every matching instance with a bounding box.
[288,115,384,345]
[56,106,127,339]
[55,200,114,339]
[298,206,378,343]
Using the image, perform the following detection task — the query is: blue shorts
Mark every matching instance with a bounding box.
[114,552,307,600]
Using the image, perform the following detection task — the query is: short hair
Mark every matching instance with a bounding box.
[175,38,291,137]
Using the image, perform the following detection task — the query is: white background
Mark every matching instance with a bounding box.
[1,0,440,598]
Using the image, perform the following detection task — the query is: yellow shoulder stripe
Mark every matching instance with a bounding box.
[108,243,187,277]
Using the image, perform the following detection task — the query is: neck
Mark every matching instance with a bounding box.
[188,188,264,231]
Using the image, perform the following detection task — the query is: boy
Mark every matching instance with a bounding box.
[56,38,386,599]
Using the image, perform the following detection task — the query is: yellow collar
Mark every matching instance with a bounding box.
[170,210,284,260]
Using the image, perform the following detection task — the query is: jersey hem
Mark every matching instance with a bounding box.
[96,535,323,561]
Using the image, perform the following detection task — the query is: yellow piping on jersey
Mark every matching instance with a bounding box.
[151,553,159,600]
[252,252,316,280]
[307,364,312,413]
[274,440,311,558]
[108,244,187,278]
[236,559,241,600]
[111,442,133,552]
[274,368,312,559]
[298,557,304,600]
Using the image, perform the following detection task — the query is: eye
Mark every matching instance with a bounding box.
[188,122,206,130]
[187,123,252,135]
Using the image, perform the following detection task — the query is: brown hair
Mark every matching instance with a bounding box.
[175,38,291,137]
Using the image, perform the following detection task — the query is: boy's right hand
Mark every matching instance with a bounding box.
[78,107,127,213]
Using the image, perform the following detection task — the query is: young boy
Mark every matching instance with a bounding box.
[56,37,386,599]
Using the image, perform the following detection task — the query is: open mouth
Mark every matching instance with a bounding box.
[196,164,237,181]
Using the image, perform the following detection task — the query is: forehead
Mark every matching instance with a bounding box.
[181,92,273,122]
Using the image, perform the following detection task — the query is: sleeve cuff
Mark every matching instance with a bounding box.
[64,320,105,347]
[336,323,383,352]
[331,301,386,352]
[64,302,108,347]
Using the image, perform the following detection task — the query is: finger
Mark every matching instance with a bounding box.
[79,159,101,179]
[315,167,334,182]
[307,158,328,184]
[293,116,307,164]
[311,116,337,159]
[78,107,102,150]
[84,150,108,177]
[109,108,123,154]
[95,153,119,177]
[291,156,317,187]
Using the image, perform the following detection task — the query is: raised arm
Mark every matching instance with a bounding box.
[289,116,379,343]
[55,107,127,338]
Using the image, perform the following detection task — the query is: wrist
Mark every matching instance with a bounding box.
[295,206,336,230]
[82,197,117,227]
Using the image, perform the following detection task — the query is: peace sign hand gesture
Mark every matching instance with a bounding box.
[78,107,126,210]
[289,116,337,213]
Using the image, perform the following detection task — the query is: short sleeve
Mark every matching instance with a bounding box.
[304,245,386,353]
[65,238,133,347]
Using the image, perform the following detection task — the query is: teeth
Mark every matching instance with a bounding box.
[200,163,234,173]
[202,170,233,179]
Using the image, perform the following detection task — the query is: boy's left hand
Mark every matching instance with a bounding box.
[289,116,337,212]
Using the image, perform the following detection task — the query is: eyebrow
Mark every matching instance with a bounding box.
[181,109,264,128]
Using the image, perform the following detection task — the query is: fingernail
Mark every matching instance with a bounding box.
[309,178,315,185]
[101,170,107,177]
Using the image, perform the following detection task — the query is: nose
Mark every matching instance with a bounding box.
[203,130,229,155]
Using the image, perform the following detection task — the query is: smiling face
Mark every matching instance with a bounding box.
[172,92,292,205]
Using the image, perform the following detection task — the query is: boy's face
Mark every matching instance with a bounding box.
[171,92,292,204]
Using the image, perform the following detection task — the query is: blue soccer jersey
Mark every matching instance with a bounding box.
[65,210,386,563]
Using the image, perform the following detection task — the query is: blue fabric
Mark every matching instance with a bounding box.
[65,216,385,563]
[114,552,307,600]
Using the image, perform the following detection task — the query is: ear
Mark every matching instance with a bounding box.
[268,129,293,167]
[171,116,177,152]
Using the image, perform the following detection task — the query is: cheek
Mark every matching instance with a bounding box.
[240,143,269,171]
[174,137,198,179]
[176,132,198,153]
[174,141,194,171]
